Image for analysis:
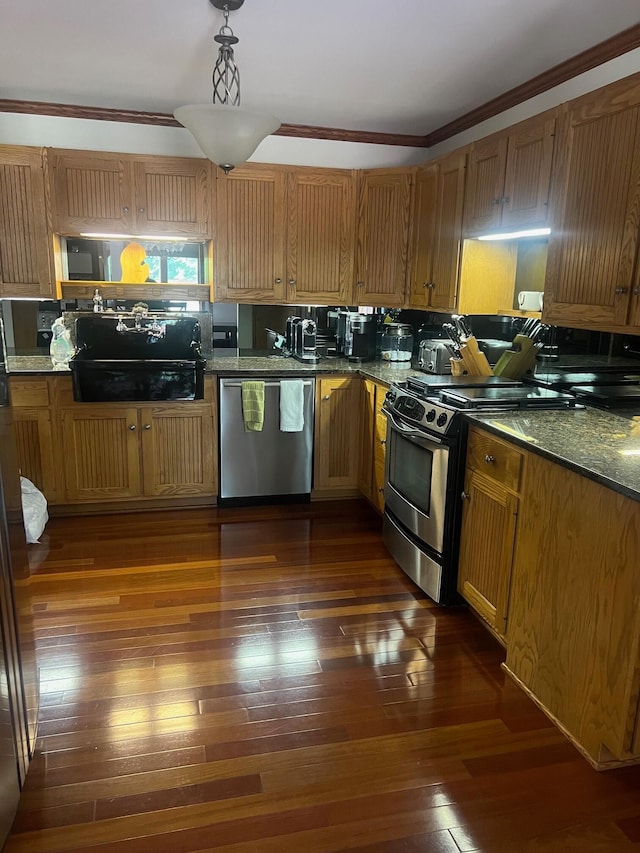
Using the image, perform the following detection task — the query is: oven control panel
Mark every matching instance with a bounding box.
[383,388,458,437]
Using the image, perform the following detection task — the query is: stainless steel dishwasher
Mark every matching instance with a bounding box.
[218,377,315,505]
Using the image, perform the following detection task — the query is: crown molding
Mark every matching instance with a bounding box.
[0,99,429,149]
[423,22,640,146]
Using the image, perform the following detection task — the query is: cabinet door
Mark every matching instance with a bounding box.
[140,405,215,497]
[0,147,54,298]
[501,112,555,229]
[355,170,412,307]
[371,407,387,512]
[51,150,133,234]
[314,376,360,490]
[429,151,466,311]
[357,378,376,496]
[214,165,287,302]
[61,407,141,501]
[287,169,356,304]
[457,469,518,639]
[12,409,59,505]
[407,165,438,309]
[463,135,508,235]
[133,157,210,238]
[544,81,640,330]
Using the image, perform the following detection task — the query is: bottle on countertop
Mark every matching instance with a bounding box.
[49,317,73,370]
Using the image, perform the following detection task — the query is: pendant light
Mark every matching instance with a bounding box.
[174,0,280,174]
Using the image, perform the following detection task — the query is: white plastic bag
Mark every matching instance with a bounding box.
[20,477,48,544]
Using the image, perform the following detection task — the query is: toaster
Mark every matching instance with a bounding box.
[418,339,454,374]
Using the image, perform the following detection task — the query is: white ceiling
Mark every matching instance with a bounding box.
[2,0,640,138]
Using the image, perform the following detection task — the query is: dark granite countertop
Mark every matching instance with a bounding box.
[468,408,640,503]
[6,354,401,386]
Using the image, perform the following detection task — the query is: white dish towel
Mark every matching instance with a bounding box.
[280,379,305,432]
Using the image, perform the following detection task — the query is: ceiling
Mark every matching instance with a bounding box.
[2,0,640,140]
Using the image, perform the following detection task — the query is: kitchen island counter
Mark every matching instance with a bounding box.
[469,407,640,502]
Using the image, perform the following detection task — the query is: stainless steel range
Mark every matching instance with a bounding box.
[381,374,579,604]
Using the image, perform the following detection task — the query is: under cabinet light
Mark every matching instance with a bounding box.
[477,228,551,241]
[80,233,195,242]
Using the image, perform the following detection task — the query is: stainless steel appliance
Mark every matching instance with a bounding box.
[382,374,578,603]
[285,316,321,363]
[0,318,38,845]
[70,314,206,402]
[218,376,315,504]
[344,314,377,363]
[418,339,454,374]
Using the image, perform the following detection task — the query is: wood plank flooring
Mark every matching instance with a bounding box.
[7,499,640,852]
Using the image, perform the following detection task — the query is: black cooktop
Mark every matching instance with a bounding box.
[405,374,520,396]
[569,384,640,406]
[438,386,579,410]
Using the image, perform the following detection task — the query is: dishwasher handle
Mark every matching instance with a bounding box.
[220,379,314,388]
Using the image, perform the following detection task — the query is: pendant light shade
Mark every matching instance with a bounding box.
[174,0,280,174]
[174,104,280,174]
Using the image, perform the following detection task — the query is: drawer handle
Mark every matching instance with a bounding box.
[484,454,495,463]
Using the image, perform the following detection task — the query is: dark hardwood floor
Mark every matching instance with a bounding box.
[6,499,640,852]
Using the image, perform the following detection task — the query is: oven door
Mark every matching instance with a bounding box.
[383,409,451,555]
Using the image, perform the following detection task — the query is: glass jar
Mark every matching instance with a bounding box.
[380,323,413,366]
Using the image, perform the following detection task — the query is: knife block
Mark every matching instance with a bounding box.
[492,335,537,379]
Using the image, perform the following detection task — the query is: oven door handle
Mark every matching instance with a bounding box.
[384,409,443,444]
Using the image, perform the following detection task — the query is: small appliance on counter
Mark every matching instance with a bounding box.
[418,339,454,374]
[285,316,321,364]
[344,314,378,363]
[381,322,414,366]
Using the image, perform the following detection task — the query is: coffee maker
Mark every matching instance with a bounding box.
[286,316,321,364]
[344,314,378,363]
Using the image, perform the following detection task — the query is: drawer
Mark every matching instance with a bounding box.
[10,378,51,408]
[466,428,523,492]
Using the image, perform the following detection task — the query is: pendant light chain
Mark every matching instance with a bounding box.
[212,4,241,106]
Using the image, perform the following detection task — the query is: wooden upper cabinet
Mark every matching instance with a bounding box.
[214,165,287,302]
[543,75,640,331]
[133,157,210,237]
[408,152,466,312]
[0,146,55,298]
[50,149,211,237]
[407,165,438,309]
[463,111,555,235]
[355,169,413,307]
[286,169,356,304]
[51,150,133,234]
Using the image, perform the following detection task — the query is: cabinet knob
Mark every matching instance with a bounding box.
[356,281,364,288]
[288,279,296,286]
[322,394,330,401]
[634,286,640,296]
[422,281,429,288]
[491,198,501,206]
[123,206,129,213]
[615,286,629,295]
[274,277,282,284]
[378,487,384,493]
[380,439,386,446]
[129,424,136,431]
[461,491,470,501]
[501,196,510,204]
[484,454,495,463]
[428,282,435,289]
[144,424,151,430]
[138,207,145,214]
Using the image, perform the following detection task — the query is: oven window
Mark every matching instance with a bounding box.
[389,435,432,514]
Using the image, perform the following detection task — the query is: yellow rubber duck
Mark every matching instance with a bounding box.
[120,241,150,283]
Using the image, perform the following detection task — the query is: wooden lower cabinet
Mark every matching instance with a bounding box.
[314,375,360,492]
[10,377,62,504]
[504,448,640,769]
[61,400,216,504]
[457,427,523,643]
[358,378,388,511]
